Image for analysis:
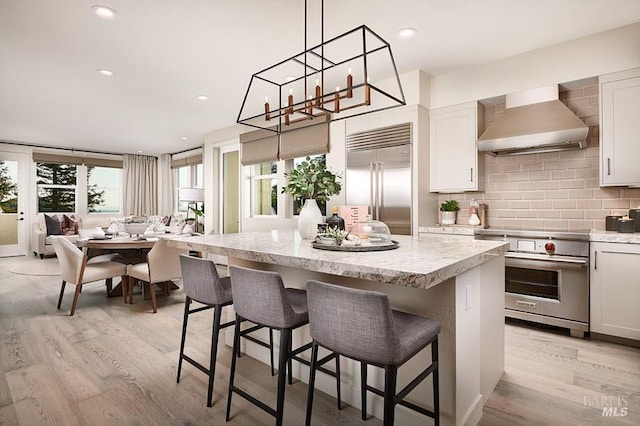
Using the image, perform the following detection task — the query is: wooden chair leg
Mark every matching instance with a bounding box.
[57,280,67,309]
[121,276,129,303]
[150,282,158,313]
[69,283,83,316]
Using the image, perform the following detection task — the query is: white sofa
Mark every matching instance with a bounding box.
[31,214,120,259]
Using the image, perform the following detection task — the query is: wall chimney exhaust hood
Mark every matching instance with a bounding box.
[477,85,588,156]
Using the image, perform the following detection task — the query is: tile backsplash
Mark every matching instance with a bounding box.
[437,84,640,231]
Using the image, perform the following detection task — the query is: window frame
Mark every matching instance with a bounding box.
[248,161,278,217]
[86,165,122,214]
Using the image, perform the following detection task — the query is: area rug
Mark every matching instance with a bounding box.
[9,257,60,276]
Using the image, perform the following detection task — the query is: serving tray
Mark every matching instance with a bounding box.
[311,240,399,252]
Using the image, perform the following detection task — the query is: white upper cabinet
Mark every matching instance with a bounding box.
[599,68,640,186]
[429,101,485,192]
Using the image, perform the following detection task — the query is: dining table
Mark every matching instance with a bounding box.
[77,235,167,298]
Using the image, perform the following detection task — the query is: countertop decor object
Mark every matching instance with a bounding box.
[629,208,640,232]
[282,156,342,239]
[605,215,622,231]
[311,240,399,252]
[440,200,459,225]
[617,217,635,233]
[236,0,405,135]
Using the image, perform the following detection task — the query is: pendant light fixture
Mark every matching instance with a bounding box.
[237,0,406,134]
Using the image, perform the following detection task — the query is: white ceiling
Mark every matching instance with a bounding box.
[1,0,640,156]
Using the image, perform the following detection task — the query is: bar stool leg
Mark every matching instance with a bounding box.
[226,314,242,421]
[383,366,398,426]
[287,332,293,385]
[176,296,191,383]
[361,362,367,420]
[207,304,223,407]
[335,354,342,410]
[305,342,320,426]
[269,328,275,376]
[432,338,440,426]
[276,328,291,426]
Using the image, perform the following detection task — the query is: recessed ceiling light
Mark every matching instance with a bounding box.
[397,28,417,39]
[197,95,209,101]
[97,69,114,76]
[181,136,188,140]
[91,5,117,19]
[137,150,143,153]
[285,75,296,82]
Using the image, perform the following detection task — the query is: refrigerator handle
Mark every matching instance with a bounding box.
[369,162,375,218]
[377,161,384,220]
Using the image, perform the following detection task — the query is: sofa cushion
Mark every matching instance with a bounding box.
[61,214,80,235]
[44,214,62,236]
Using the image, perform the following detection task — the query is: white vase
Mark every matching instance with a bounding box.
[440,211,457,225]
[298,199,323,239]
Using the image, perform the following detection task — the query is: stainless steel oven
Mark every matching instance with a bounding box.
[476,229,590,338]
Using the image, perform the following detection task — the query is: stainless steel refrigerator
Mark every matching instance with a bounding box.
[345,123,412,235]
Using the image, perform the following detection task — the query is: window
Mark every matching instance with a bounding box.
[291,154,326,216]
[175,164,203,213]
[250,161,277,216]
[36,162,77,213]
[87,166,121,213]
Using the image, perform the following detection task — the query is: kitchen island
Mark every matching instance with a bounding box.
[168,230,508,426]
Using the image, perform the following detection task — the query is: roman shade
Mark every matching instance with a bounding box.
[171,153,203,168]
[239,128,279,166]
[32,152,123,168]
[279,115,329,160]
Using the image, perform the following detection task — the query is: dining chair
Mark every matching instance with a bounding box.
[125,238,188,312]
[51,236,128,316]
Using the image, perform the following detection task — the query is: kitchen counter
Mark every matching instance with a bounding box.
[589,230,640,244]
[167,230,507,290]
[168,230,507,426]
[418,225,479,236]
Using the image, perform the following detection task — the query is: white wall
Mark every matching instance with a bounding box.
[430,22,640,108]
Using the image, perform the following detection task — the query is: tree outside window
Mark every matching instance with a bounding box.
[87,166,120,213]
[37,163,77,212]
[0,161,18,213]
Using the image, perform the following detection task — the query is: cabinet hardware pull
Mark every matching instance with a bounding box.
[607,158,611,176]
[470,168,473,183]
[594,251,597,270]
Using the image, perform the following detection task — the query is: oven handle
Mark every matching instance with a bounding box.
[505,252,588,268]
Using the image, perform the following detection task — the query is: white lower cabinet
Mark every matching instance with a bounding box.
[590,242,640,340]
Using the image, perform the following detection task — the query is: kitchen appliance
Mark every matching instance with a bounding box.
[477,85,589,155]
[346,123,411,235]
[475,229,590,338]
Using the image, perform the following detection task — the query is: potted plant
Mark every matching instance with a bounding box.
[282,156,342,239]
[440,200,459,225]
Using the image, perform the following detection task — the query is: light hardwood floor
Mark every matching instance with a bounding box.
[1,256,638,425]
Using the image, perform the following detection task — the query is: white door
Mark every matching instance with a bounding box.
[0,152,28,257]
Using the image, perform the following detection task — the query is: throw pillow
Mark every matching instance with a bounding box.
[44,214,62,236]
[61,214,80,235]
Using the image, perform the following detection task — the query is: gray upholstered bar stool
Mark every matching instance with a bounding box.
[305,280,440,426]
[176,255,274,407]
[226,265,341,426]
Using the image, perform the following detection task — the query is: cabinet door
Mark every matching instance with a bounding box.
[590,242,640,340]
[430,102,483,192]
[600,74,640,186]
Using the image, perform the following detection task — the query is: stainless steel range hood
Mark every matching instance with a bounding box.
[477,85,589,156]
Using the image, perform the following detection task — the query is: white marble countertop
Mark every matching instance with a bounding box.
[167,230,508,290]
[418,226,477,236]
[589,230,640,244]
